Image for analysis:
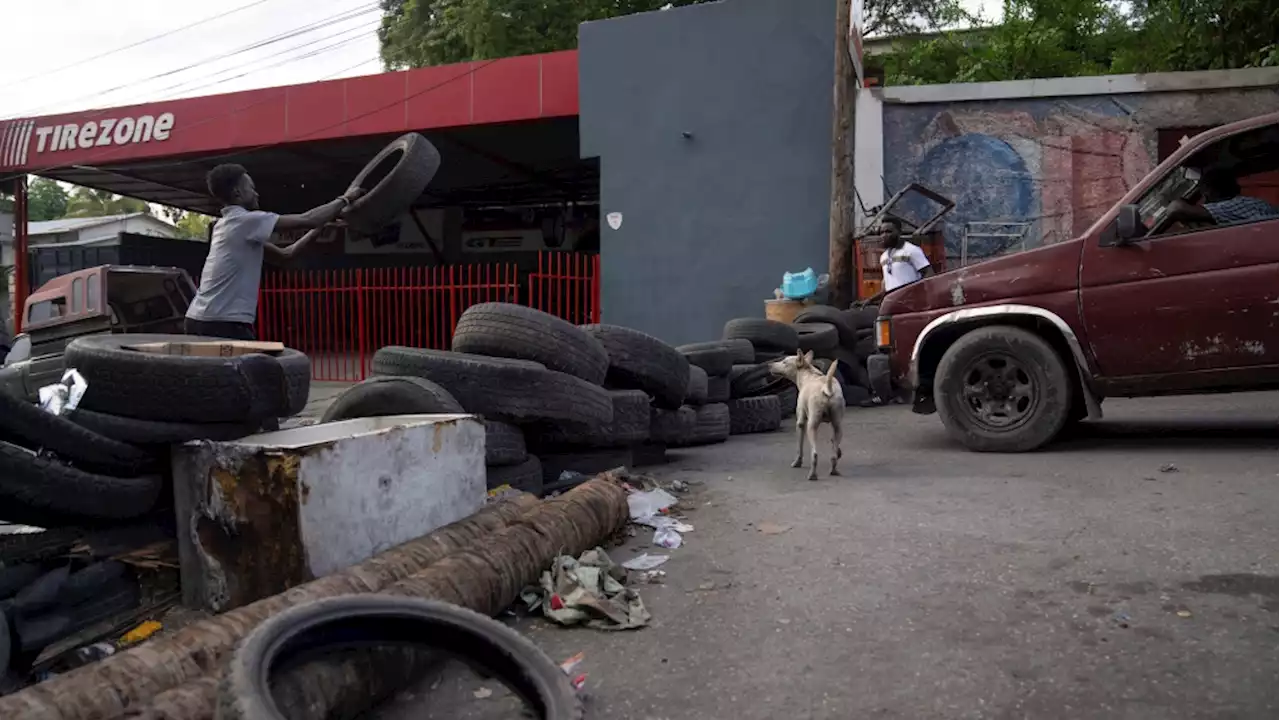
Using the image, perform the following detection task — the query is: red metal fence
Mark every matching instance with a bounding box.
[257,252,600,382]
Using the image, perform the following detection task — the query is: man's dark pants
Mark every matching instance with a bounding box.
[184,318,257,340]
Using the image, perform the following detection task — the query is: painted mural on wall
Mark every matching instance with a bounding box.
[882,89,1277,261]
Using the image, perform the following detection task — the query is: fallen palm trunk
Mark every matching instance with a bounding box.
[0,494,542,720]
[6,477,629,720]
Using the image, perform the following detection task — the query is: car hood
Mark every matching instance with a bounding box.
[880,240,1081,316]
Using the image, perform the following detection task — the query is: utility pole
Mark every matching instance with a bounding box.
[828,0,858,309]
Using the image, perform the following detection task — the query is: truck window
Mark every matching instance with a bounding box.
[72,279,84,313]
[1138,124,1279,238]
[27,298,66,324]
[86,274,100,310]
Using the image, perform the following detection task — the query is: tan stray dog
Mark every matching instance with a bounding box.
[768,350,845,480]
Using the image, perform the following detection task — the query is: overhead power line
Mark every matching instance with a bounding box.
[5,3,379,119]
[0,0,277,91]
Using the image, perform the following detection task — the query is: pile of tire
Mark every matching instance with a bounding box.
[788,304,883,406]
[679,333,781,436]
[344,304,643,496]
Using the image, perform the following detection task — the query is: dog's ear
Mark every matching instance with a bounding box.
[802,350,814,366]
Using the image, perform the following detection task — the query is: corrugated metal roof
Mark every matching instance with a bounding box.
[28,213,150,235]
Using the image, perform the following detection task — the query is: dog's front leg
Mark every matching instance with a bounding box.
[805,420,820,481]
[792,414,805,468]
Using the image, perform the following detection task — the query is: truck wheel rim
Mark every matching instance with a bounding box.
[960,352,1038,430]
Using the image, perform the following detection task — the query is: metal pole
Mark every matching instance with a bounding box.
[12,176,28,334]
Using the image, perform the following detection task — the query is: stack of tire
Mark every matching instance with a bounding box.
[0,334,306,688]
[356,304,633,497]
[674,338,746,443]
[788,304,883,405]
[680,324,784,436]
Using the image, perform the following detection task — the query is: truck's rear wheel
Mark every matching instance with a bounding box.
[934,326,1071,452]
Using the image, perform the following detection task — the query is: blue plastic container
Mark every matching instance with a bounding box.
[781,267,819,299]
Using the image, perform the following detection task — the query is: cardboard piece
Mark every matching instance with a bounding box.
[125,340,285,357]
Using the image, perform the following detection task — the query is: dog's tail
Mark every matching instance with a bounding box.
[823,358,839,397]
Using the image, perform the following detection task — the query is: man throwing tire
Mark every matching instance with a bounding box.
[184,163,364,340]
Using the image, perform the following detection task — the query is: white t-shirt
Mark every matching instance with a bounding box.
[880,241,931,291]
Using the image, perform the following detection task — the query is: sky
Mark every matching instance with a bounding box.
[2,0,1004,122]
[0,0,383,120]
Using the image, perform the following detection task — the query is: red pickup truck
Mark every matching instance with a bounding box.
[875,113,1278,452]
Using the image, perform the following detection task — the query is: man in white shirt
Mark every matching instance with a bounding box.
[878,218,934,292]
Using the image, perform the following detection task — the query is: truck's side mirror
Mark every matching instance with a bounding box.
[1101,205,1142,247]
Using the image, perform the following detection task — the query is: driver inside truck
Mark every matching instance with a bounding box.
[1167,168,1278,228]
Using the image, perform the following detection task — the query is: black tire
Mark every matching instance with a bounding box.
[723,318,799,353]
[218,596,582,720]
[706,375,730,403]
[843,305,879,330]
[670,403,730,447]
[867,354,893,402]
[0,390,153,478]
[775,385,799,419]
[854,336,877,359]
[727,396,781,435]
[934,326,1072,453]
[484,421,527,467]
[538,448,633,485]
[794,306,858,347]
[343,133,442,235]
[0,525,162,566]
[815,348,869,388]
[677,338,755,365]
[649,406,696,445]
[0,564,44,601]
[844,383,872,407]
[13,562,130,617]
[372,348,612,426]
[452,303,609,385]
[320,376,463,423]
[675,346,732,376]
[486,456,543,495]
[580,324,689,408]
[67,408,262,445]
[65,334,309,424]
[794,322,839,352]
[525,389,651,450]
[0,441,162,526]
[754,350,788,364]
[686,366,709,405]
[728,364,772,398]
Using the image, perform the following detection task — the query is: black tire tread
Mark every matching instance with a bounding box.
[320,376,464,424]
[685,366,709,405]
[671,403,730,446]
[727,395,782,435]
[484,421,528,467]
[372,347,612,426]
[0,390,153,477]
[723,318,799,353]
[580,324,689,408]
[452,303,608,384]
[67,408,261,445]
[0,441,162,526]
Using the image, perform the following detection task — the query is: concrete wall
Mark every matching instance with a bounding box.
[874,68,1278,261]
[579,0,837,345]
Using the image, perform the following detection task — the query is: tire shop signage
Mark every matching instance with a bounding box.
[2,112,175,168]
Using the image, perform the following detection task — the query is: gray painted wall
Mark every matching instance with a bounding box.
[579,0,836,345]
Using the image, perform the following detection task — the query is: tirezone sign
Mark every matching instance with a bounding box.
[1,112,175,169]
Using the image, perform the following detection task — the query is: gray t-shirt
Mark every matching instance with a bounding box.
[186,206,279,323]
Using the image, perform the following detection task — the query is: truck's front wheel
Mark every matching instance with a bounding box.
[934,326,1071,452]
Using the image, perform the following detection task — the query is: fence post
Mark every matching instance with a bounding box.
[355,269,367,380]
[592,254,601,323]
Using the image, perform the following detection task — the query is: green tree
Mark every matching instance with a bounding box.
[881,0,1277,84]
[175,212,213,240]
[64,187,150,218]
[27,178,70,222]
[378,0,974,68]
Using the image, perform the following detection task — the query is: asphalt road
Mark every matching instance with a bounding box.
[380,391,1278,720]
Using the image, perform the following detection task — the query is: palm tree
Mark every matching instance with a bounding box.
[64,188,150,218]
